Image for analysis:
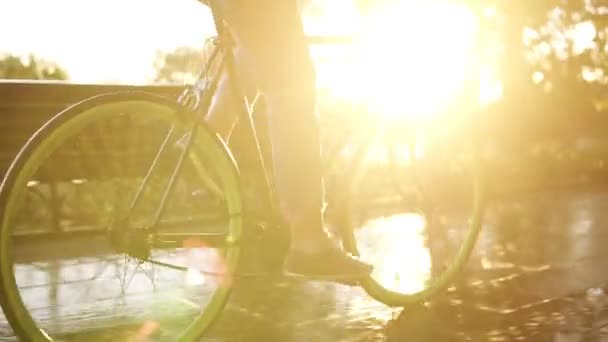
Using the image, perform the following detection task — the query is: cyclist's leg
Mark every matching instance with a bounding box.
[205,73,238,139]
[219,0,371,279]
[205,47,257,140]
[221,0,323,239]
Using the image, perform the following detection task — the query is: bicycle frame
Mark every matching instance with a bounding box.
[119,1,280,254]
[188,0,280,218]
[122,0,364,254]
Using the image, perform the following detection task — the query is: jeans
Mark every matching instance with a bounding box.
[208,0,324,233]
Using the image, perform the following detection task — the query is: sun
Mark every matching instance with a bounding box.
[310,0,490,123]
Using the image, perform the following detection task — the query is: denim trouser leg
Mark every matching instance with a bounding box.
[211,0,324,235]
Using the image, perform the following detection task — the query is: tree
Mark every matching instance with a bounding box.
[462,0,608,183]
[0,54,68,80]
[154,46,213,84]
[495,1,608,126]
[154,1,608,120]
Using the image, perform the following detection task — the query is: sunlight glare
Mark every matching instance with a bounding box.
[186,267,206,286]
[313,1,480,122]
[0,0,214,84]
[357,213,432,294]
[478,65,503,106]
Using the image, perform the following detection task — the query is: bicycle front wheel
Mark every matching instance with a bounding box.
[340,128,485,307]
[0,92,243,341]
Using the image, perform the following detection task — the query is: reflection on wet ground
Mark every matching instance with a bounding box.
[4,189,608,341]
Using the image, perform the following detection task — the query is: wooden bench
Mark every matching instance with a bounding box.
[0,81,184,234]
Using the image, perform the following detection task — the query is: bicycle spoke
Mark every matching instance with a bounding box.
[188,151,225,200]
[140,260,159,290]
[117,256,144,295]
[146,259,227,278]
[1,94,242,341]
[146,259,189,273]
[150,123,202,229]
[72,259,114,304]
[153,231,234,249]
[128,124,176,213]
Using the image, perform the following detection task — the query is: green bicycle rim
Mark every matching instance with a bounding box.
[0,92,243,341]
[342,138,485,307]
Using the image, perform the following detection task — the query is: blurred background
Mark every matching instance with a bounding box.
[3,0,608,184]
[4,1,608,340]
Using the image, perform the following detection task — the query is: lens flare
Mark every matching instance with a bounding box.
[182,237,232,288]
[133,320,160,342]
[311,1,482,122]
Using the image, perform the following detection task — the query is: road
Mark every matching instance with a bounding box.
[3,189,608,341]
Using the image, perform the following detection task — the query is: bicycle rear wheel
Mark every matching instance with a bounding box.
[0,92,243,341]
[340,127,485,307]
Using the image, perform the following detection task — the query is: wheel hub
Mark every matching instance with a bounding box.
[107,218,151,260]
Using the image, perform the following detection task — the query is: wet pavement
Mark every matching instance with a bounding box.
[4,188,608,341]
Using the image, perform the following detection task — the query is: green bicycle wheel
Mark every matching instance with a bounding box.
[339,129,485,307]
[0,92,243,341]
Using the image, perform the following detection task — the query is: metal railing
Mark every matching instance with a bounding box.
[0,81,185,237]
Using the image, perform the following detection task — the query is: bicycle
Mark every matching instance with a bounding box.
[0,1,485,340]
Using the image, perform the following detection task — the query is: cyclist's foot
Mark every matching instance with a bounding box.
[283,243,372,285]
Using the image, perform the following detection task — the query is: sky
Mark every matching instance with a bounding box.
[4,0,597,116]
[0,0,365,84]
[0,0,487,116]
[0,0,217,83]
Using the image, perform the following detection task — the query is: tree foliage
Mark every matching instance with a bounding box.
[149,0,608,176]
[0,54,68,80]
[154,1,608,108]
[476,1,608,96]
[154,46,212,84]
[462,0,608,144]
